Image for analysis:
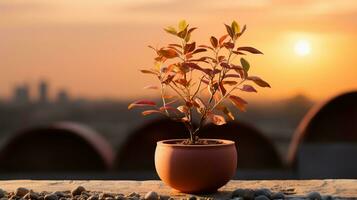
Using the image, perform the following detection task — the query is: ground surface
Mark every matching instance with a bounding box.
[0,180,356,199]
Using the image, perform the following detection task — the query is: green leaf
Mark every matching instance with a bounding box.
[164,26,177,35]
[178,20,188,31]
[240,58,250,72]
[231,20,240,35]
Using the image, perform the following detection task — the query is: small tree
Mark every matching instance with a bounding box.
[129,20,270,144]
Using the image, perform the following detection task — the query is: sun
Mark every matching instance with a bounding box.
[294,40,311,56]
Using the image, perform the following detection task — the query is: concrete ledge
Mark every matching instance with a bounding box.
[0,180,357,199]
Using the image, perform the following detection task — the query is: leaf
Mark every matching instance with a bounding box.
[220,62,230,69]
[231,20,240,35]
[237,47,263,54]
[247,76,271,88]
[241,84,257,92]
[193,98,205,109]
[216,105,235,121]
[177,105,189,113]
[159,106,178,112]
[140,69,158,75]
[223,42,234,49]
[225,74,240,78]
[162,95,175,99]
[219,34,229,46]
[240,58,250,72]
[184,42,196,54]
[192,48,207,54]
[168,43,182,48]
[208,113,226,126]
[222,80,237,86]
[177,27,188,39]
[232,51,246,55]
[225,24,234,39]
[182,63,211,75]
[164,26,177,36]
[142,110,162,116]
[158,49,179,58]
[178,20,188,31]
[229,95,247,112]
[187,27,197,34]
[128,100,156,109]
[219,82,226,96]
[238,24,247,37]
[210,36,218,48]
[143,85,159,90]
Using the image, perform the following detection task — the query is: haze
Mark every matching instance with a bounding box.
[1,0,356,101]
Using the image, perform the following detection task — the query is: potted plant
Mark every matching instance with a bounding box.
[129,20,270,193]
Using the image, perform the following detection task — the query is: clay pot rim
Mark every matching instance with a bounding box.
[157,139,235,148]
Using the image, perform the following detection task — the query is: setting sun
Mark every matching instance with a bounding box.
[294,40,311,56]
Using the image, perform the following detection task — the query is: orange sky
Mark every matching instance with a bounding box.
[0,0,356,101]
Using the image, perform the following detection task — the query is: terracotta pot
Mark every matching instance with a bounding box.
[155,139,237,193]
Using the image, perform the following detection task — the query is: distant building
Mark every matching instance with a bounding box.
[38,80,49,104]
[13,84,30,104]
[56,89,69,104]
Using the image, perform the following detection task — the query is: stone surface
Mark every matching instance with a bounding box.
[44,194,58,200]
[71,187,86,196]
[0,180,356,199]
[144,192,159,200]
[254,195,270,200]
[271,192,285,200]
[15,188,29,197]
[307,192,322,200]
[0,189,5,198]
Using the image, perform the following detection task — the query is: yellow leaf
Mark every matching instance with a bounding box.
[178,20,188,31]
[231,21,240,35]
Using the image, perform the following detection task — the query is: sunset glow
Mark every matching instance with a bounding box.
[294,40,311,56]
[0,0,356,101]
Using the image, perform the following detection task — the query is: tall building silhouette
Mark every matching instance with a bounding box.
[56,89,69,104]
[38,80,49,104]
[13,84,30,104]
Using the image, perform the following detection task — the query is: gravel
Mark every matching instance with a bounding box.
[307,192,322,200]
[0,186,338,200]
[144,191,159,200]
[71,187,86,196]
[15,188,29,197]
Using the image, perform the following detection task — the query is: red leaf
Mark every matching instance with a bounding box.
[229,95,247,112]
[225,24,234,39]
[219,82,226,96]
[220,62,230,69]
[192,48,207,54]
[158,49,179,58]
[241,84,257,92]
[210,36,218,48]
[140,69,158,75]
[142,110,162,116]
[219,34,229,46]
[182,63,211,75]
[128,100,156,109]
[222,81,237,86]
[247,76,271,88]
[223,42,234,49]
[184,42,196,54]
[225,74,240,78]
[143,85,159,90]
[208,113,226,126]
[237,47,263,54]
[159,106,178,112]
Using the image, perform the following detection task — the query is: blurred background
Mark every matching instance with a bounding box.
[0,0,356,180]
